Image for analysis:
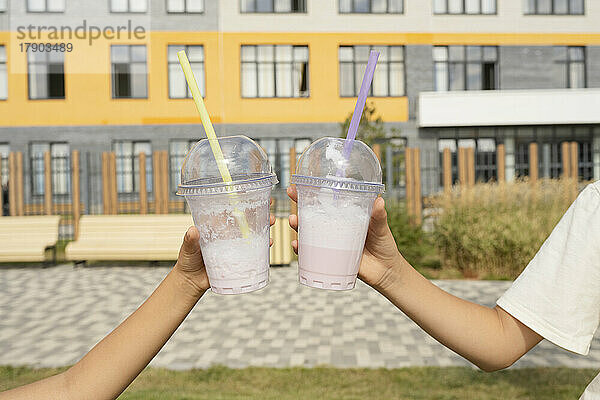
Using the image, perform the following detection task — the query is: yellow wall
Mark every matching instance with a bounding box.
[1,32,600,127]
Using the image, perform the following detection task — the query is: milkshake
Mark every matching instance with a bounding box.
[178,135,278,295]
[291,137,384,291]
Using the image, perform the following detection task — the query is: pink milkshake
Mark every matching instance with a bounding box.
[291,137,384,291]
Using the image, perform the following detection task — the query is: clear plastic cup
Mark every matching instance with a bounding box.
[177,135,278,295]
[290,137,384,291]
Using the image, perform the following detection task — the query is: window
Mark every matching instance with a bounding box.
[438,136,497,185]
[241,0,306,12]
[110,0,147,12]
[167,0,204,12]
[168,45,205,98]
[0,46,6,100]
[0,0,6,12]
[111,45,148,99]
[255,137,311,189]
[524,0,584,14]
[29,142,70,196]
[27,0,65,12]
[433,0,496,14]
[241,45,309,98]
[339,45,404,97]
[114,141,152,194]
[434,46,498,91]
[169,139,197,192]
[339,0,403,13]
[556,46,586,89]
[28,51,65,100]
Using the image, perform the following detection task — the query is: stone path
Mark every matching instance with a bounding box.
[0,265,599,370]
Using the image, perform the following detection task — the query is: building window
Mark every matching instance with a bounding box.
[110,0,147,12]
[255,138,311,189]
[0,0,6,12]
[433,0,496,14]
[28,51,65,100]
[241,45,309,98]
[169,139,197,192]
[111,45,148,99]
[556,46,586,89]
[114,141,152,194]
[168,45,204,98]
[27,0,65,12]
[30,142,70,197]
[167,0,204,12]
[339,0,403,13]
[339,45,404,97]
[524,0,584,14]
[0,46,6,100]
[434,46,498,91]
[438,136,497,185]
[241,0,306,13]
[0,143,8,187]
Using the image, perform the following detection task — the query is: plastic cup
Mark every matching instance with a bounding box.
[290,137,384,291]
[177,135,278,295]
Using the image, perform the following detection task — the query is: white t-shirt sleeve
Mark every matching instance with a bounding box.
[496,182,600,355]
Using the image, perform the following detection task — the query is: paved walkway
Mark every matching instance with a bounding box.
[1,265,599,370]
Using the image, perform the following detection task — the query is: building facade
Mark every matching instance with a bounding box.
[0,0,599,205]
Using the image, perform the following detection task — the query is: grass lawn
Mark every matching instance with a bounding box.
[1,366,597,399]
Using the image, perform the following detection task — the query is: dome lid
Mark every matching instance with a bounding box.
[177,135,278,196]
[291,137,384,194]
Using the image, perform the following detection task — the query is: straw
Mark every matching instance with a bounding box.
[342,50,380,160]
[177,50,250,238]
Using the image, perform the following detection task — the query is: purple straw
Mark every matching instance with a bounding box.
[342,50,380,160]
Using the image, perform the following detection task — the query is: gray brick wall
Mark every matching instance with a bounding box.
[587,46,600,88]
[500,46,564,90]
[405,45,434,121]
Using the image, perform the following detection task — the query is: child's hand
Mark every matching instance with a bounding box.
[287,186,403,289]
[175,212,277,297]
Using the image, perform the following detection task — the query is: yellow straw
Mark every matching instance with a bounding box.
[178,50,250,238]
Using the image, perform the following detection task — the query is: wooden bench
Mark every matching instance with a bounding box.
[66,215,193,263]
[0,216,61,263]
[270,217,293,266]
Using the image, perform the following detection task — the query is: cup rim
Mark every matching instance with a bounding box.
[290,174,384,194]
[177,173,278,196]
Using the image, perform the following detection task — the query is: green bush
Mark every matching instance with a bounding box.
[431,179,577,279]
[385,200,435,268]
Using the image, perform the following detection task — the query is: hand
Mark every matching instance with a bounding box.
[174,211,277,296]
[287,186,403,289]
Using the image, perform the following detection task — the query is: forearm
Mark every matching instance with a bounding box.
[1,269,205,400]
[373,260,540,371]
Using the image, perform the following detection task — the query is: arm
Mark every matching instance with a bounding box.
[0,227,209,400]
[287,186,542,372]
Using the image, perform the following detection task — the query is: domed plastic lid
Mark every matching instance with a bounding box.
[177,135,278,196]
[290,137,384,194]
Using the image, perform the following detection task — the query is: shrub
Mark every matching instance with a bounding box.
[385,200,435,268]
[430,179,577,279]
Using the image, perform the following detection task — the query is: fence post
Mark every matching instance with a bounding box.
[466,147,475,188]
[102,152,109,215]
[72,151,81,240]
[372,143,381,163]
[497,144,505,183]
[405,148,414,218]
[529,143,539,184]
[139,152,148,214]
[15,152,24,216]
[162,151,169,213]
[44,151,53,215]
[570,142,578,180]
[413,148,422,225]
[109,152,118,214]
[561,142,571,178]
[0,159,3,215]
[442,148,452,195]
